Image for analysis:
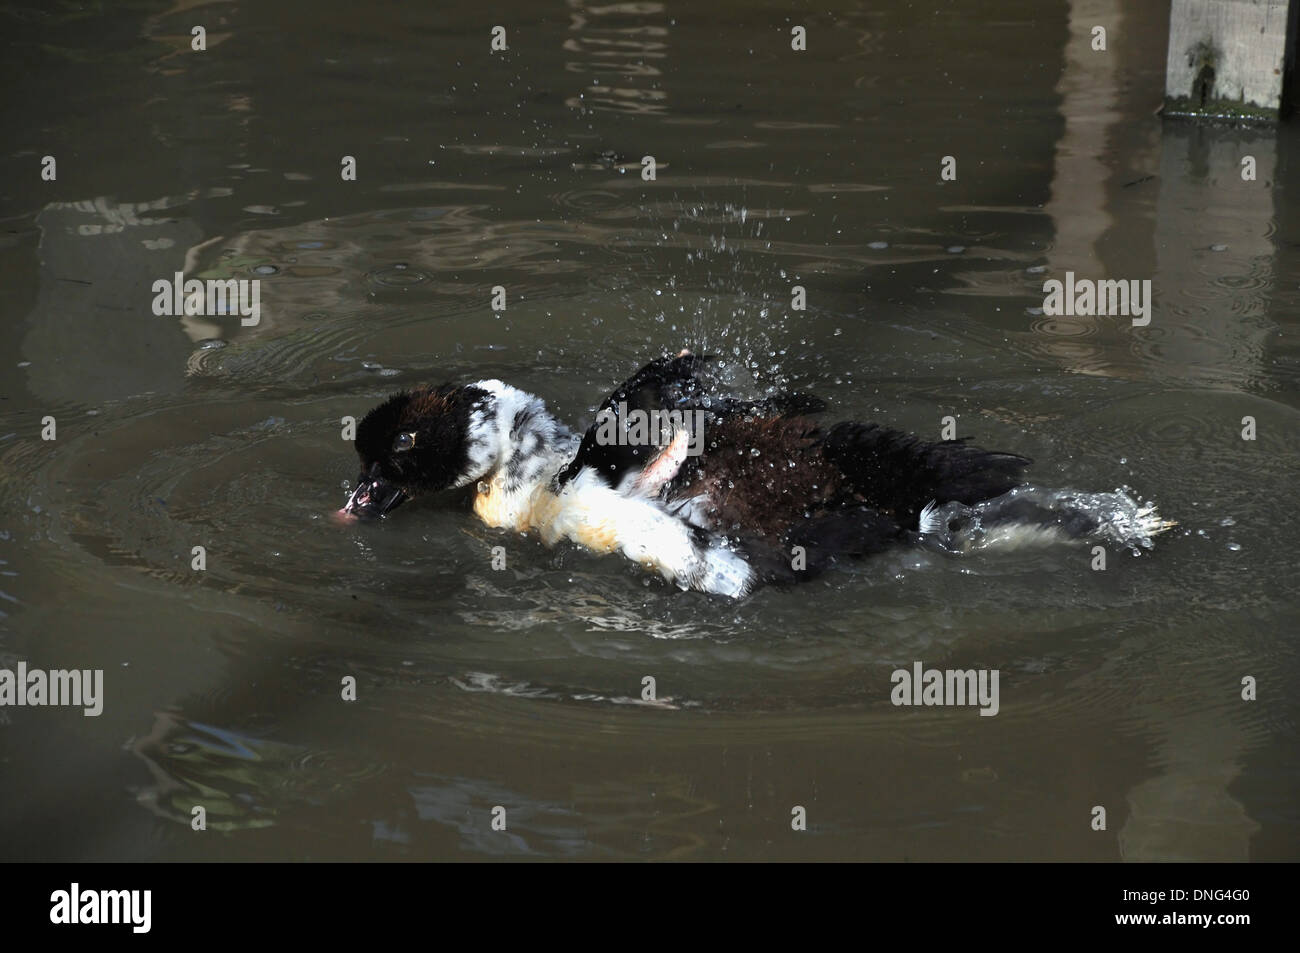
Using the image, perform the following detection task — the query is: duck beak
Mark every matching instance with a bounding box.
[340,463,408,520]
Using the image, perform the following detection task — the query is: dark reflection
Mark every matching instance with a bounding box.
[405,774,592,857]
[565,1,669,117]
[23,197,198,406]
[131,714,293,832]
[129,711,719,857]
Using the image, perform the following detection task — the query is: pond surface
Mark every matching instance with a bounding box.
[0,0,1296,860]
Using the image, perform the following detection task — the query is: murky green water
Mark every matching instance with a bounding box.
[1,0,1296,861]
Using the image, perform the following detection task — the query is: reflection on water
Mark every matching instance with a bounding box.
[0,0,1297,861]
[132,715,295,833]
[565,0,669,117]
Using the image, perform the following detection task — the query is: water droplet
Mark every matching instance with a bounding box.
[1026,265,1047,274]
[1219,516,1236,527]
[1227,542,1241,551]
[251,264,279,276]
[195,338,228,351]
[366,264,430,288]
[946,245,966,254]
[1210,243,1228,252]
[868,240,889,250]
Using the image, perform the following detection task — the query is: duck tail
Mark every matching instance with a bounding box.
[820,421,1031,528]
[916,486,1177,554]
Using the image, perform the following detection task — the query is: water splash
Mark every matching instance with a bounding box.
[919,485,1176,555]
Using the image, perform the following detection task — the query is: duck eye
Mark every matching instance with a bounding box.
[393,432,416,452]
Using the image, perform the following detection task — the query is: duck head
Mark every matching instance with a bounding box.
[340,382,498,520]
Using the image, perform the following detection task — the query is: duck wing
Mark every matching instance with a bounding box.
[819,421,1031,528]
[659,415,1031,572]
[556,353,825,490]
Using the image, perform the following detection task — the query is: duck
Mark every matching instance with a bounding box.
[337,351,1174,597]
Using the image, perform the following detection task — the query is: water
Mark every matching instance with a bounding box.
[0,0,1296,861]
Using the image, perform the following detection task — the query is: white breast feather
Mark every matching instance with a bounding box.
[462,381,753,597]
[474,465,752,598]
